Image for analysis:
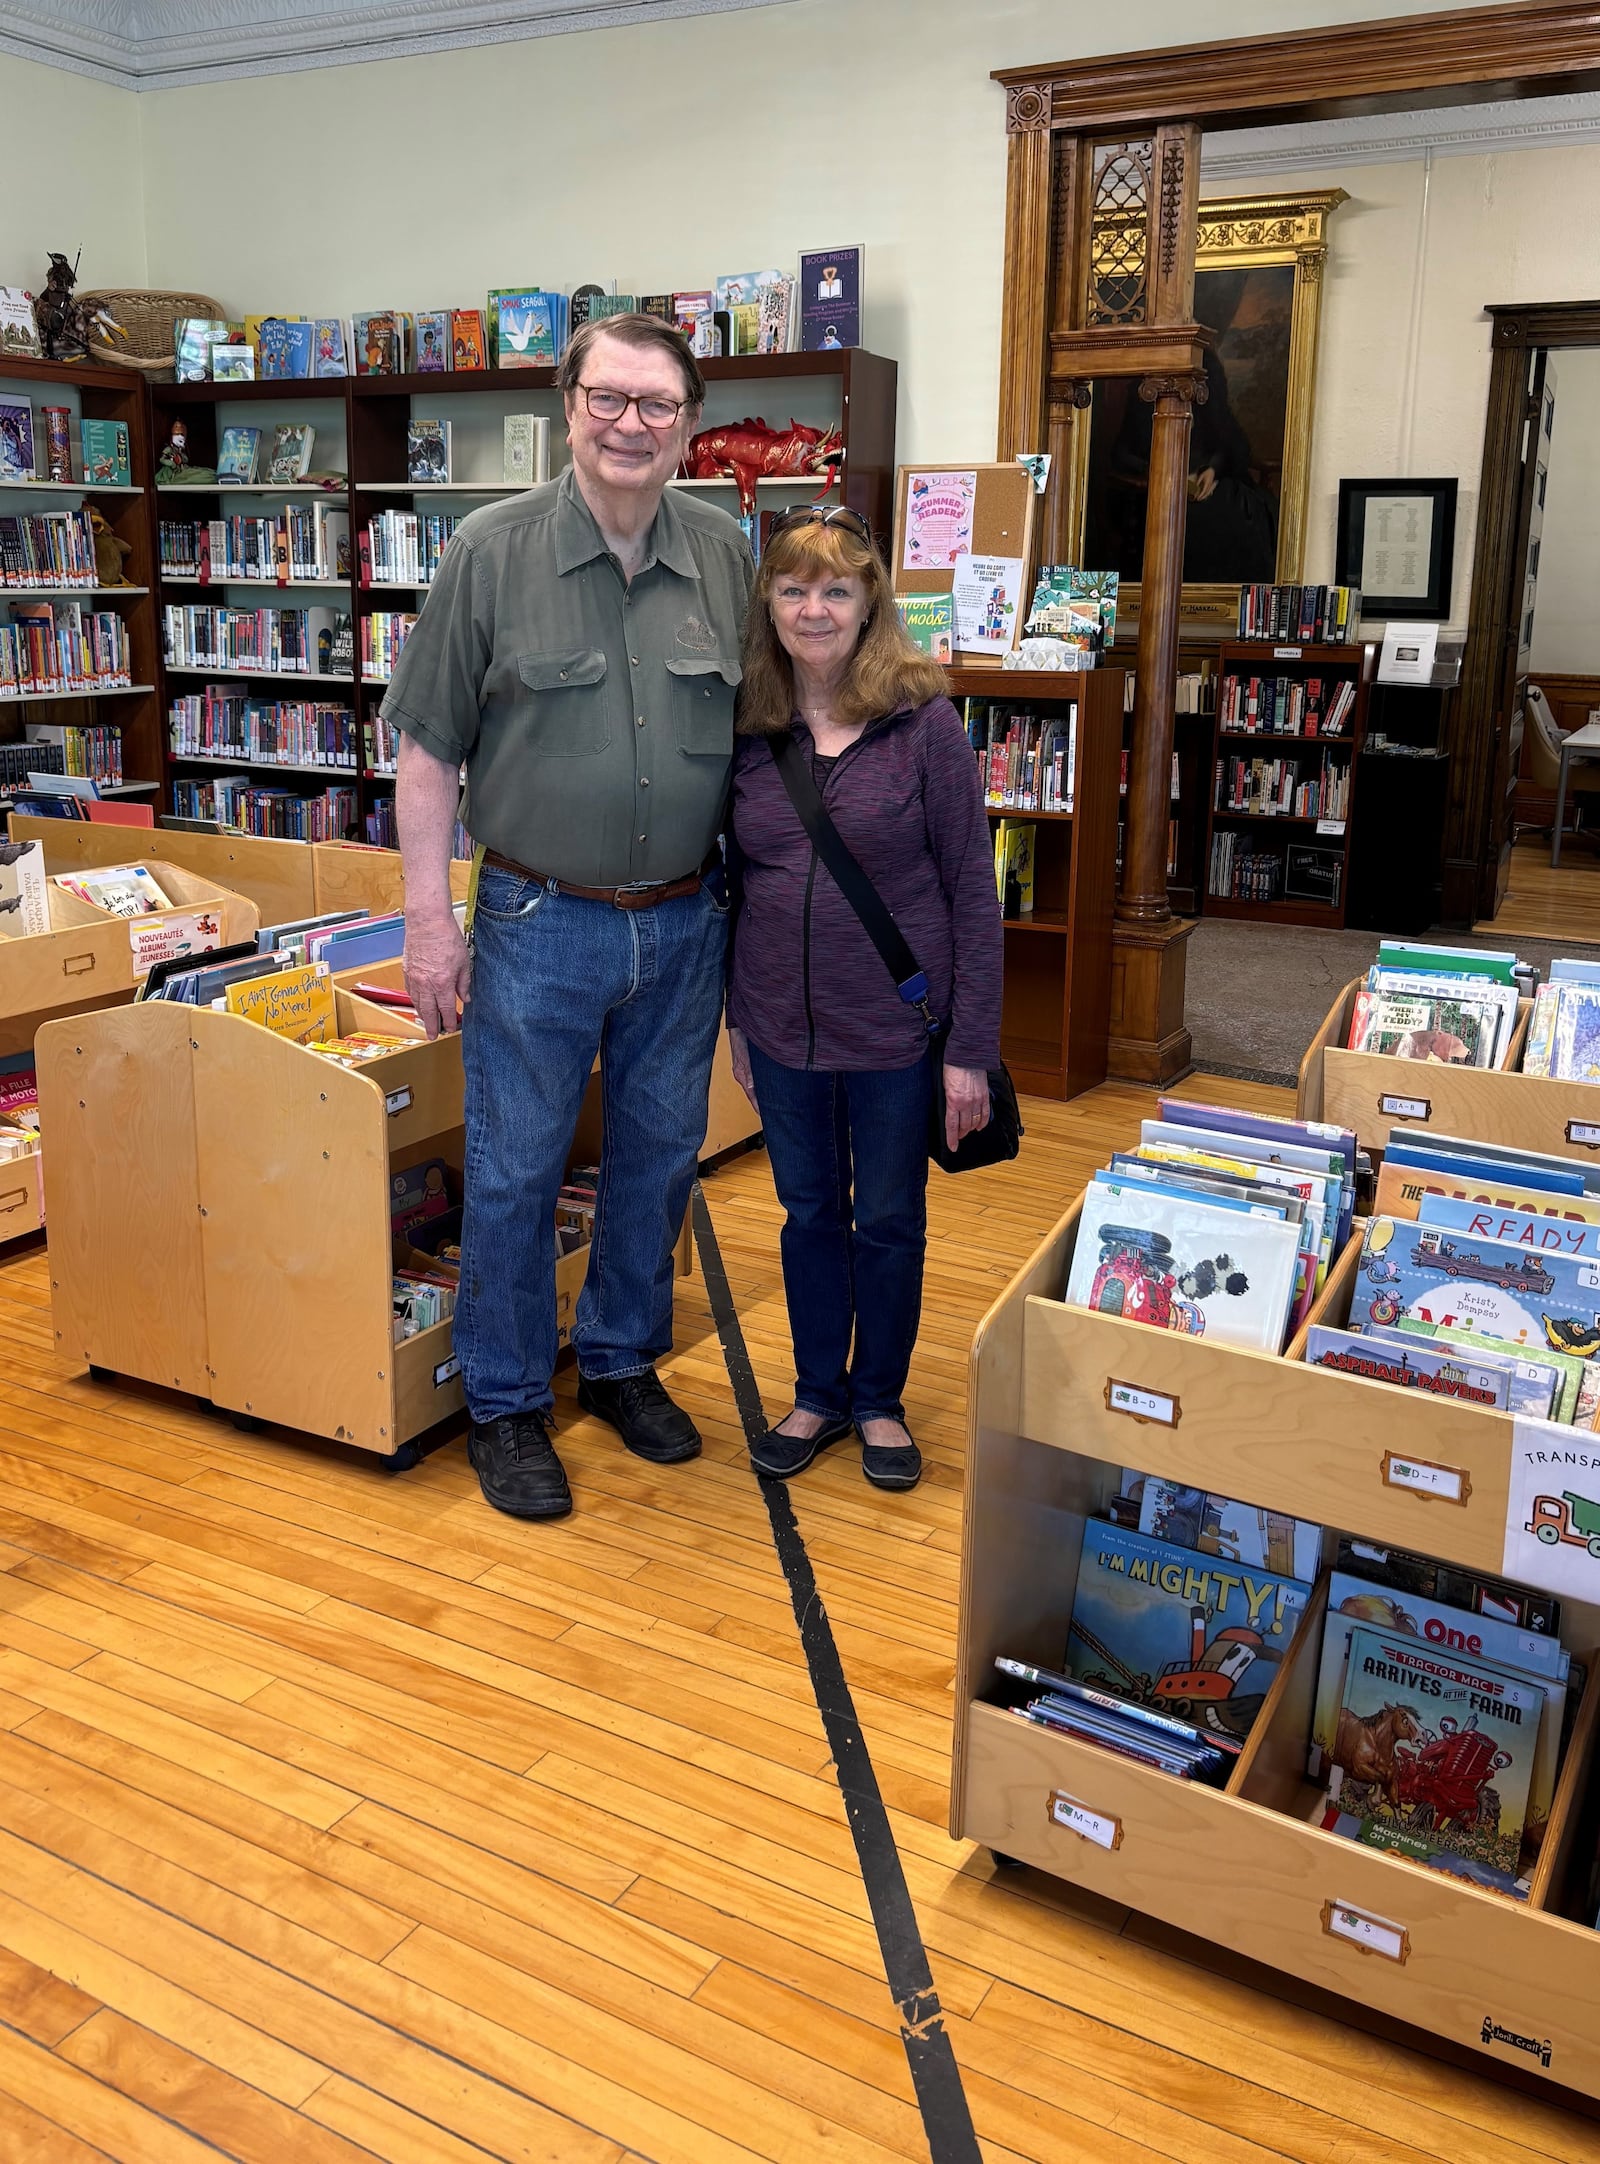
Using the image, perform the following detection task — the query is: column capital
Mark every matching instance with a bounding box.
[1139,372,1209,409]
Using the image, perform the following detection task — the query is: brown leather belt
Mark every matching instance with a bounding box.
[482,847,703,910]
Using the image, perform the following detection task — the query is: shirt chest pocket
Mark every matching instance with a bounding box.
[516,647,610,757]
[665,656,741,755]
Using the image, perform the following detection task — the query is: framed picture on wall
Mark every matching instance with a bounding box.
[1335,477,1458,619]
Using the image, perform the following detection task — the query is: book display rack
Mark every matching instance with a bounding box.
[147,350,896,835]
[946,664,1120,1101]
[956,1198,1600,2099]
[1203,640,1375,928]
[0,353,164,805]
[37,978,687,1461]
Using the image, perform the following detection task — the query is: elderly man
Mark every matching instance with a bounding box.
[382,316,752,1520]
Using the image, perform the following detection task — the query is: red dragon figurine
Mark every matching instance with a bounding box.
[681,416,843,518]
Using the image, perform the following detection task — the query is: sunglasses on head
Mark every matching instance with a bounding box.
[768,504,873,546]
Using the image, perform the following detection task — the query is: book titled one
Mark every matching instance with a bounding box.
[503,415,549,487]
[223,959,334,1043]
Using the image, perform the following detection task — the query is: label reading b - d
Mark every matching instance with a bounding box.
[1105,1378,1179,1426]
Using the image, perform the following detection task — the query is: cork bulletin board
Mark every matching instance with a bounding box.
[891,462,1037,657]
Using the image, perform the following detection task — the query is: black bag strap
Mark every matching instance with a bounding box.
[769,732,938,1036]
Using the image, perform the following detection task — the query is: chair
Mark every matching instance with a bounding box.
[1523,682,1600,846]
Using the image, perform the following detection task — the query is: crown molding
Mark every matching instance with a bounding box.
[0,0,789,88]
[1201,89,1600,178]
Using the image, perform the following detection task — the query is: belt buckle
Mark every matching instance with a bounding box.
[612,880,659,911]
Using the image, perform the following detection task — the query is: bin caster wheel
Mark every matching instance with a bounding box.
[382,1441,424,1474]
[991,1850,1026,1872]
[229,1411,263,1434]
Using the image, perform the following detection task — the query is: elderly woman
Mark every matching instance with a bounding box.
[726,505,1004,1492]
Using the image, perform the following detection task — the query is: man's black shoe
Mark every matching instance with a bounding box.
[577,1369,702,1463]
[467,1412,573,1519]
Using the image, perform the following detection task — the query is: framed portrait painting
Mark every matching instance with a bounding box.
[1066,189,1345,626]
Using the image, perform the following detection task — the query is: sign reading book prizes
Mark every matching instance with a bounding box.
[1505,1421,1600,1602]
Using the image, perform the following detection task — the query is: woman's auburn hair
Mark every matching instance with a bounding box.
[737,519,949,736]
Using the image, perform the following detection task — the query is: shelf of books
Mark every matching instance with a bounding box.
[0,353,165,810]
[1202,620,1373,929]
[952,667,1119,1100]
[957,1097,1600,2099]
[1300,939,1600,1160]
[147,348,895,838]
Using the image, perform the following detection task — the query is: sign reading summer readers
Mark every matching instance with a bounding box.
[1506,1420,1600,1603]
[902,470,977,571]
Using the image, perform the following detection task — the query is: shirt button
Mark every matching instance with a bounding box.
[641,776,650,788]
[638,833,647,843]
[631,655,640,667]
[636,714,646,727]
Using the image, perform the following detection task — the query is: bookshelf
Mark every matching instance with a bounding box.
[0,353,164,806]
[946,665,1120,1101]
[1202,639,1375,928]
[148,350,897,838]
[956,1202,1600,2101]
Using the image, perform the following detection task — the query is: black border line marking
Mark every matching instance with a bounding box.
[691,1183,983,2164]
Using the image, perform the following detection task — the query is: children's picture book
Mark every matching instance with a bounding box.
[414,311,451,372]
[1371,1317,1572,1420]
[1372,1153,1600,1225]
[354,311,401,375]
[256,318,297,379]
[212,347,256,382]
[223,959,334,1043]
[1352,989,1495,1065]
[265,423,314,485]
[496,292,560,367]
[55,863,171,918]
[799,246,861,351]
[78,419,130,487]
[0,400,35,481]
[175,317,227,381]
[1553,985,1600,1084]
[673,291,717,356]
[1065,1520,1312,1743]
[896,593,954,662]
[502,414,549,487]
[312,318,347,376]
[0,839,48,938]
[1356,1215,1600,1358]
[450,310,487,371]
[391,1156,453,1233]
[993,819,1035,917]
[1304,1323,1514,1410]
[1064,1175,1302,1352]
[713,270,784,315]
[1322,1622,1546,1892]
[0,288,41,359]
[216,427,262,485]
[1136,1478,1322,1580]
[407,419,451,484]
[639,295,674,323]
[1416,1193,1600,1263]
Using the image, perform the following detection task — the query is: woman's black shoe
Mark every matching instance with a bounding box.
[577,1369,702,1463]
[858,1420,923,1492]
[467,1412,573,1518]
[750,1411,855,1479]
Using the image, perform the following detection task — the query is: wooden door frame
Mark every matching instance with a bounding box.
[993,1,1600,928]
[1454,305,1600,923]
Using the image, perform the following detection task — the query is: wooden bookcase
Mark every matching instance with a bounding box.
[946,665,1120,1102]
[1202,639,1375,928]
[37,986,689,1460]
[146,349,897,834]
[0,352,164,807]
[956,1200,1600,2100]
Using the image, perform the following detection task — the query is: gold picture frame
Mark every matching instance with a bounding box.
[1063,188,1346,627]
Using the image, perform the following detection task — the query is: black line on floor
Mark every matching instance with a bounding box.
[690,1183,983,2164]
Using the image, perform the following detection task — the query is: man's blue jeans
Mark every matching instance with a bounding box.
[746,1041,932,1425]
[454,864,726,1424]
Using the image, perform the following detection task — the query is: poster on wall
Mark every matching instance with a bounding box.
[902,470,977,571]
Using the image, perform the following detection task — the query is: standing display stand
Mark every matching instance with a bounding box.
[955,1201,1600,2098]
[39,981,688,1462]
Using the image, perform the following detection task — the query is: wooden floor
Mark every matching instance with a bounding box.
[1478,837,1600,942]
[0,1073,1597,2163]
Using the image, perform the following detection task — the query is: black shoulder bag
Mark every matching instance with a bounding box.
[770,733,1022,1175]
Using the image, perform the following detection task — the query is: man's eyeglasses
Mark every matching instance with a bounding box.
[576,385,690,429]
[768,504,873,545]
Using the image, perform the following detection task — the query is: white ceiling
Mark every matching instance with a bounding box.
[0,0,791,87]
[1203,90,1600,179]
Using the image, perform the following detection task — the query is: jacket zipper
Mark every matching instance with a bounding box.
[800,731,873,1071]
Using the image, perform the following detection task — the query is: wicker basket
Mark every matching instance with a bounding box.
[81,289,227,380]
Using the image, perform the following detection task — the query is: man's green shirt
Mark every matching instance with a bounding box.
[381,469,754,886]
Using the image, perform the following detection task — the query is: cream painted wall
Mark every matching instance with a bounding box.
[1245,140,1600,635]
[0,57,146,296]
[124,0,1475,468]
[1526,346,1600,675]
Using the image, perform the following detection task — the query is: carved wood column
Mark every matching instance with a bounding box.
[995,82,1055,461]
[1119,370,1205,924]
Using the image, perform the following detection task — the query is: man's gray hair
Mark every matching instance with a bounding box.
[554,313,706,408]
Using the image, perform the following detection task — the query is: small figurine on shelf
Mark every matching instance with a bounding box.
[31,251,125,362]
[156,417,215,486]
[87,507,134,587]
[681,415,843,518]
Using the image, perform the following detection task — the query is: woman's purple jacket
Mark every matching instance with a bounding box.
[726,697,1004,1074]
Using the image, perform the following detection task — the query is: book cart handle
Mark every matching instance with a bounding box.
[59,951,97,978]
